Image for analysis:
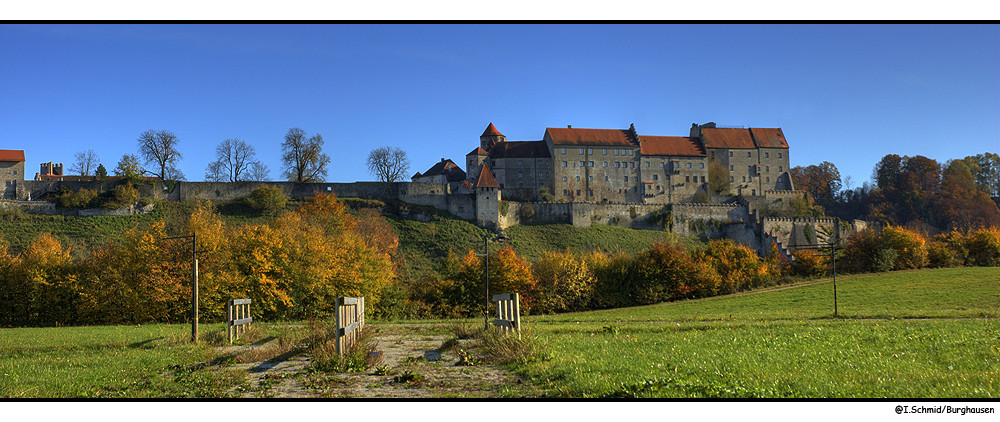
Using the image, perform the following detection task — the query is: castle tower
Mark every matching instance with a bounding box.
[473,162,501,228]
[466,147,489,183]
[480,122,506,151]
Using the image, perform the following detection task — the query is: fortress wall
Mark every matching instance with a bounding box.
[501,201,667,229]
[671,203,747,236]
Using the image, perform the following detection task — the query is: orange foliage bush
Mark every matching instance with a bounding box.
[792,249,828,277]
[966,226,1000,266]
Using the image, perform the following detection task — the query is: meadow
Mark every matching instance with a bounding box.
[518,267,1000,398]
[1,267,996,398]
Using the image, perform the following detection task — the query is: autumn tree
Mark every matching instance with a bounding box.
[205,138,270,182]
[790,161,841,211]
[281,128,330,183]
[70,149,100,176]
[707,158,730,195]
[932,160,1000,230]
[366,146,410,182]
[138,129,185,180]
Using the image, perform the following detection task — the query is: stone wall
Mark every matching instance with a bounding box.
[671,203,746,237]
[761,217,839,250]
[498,201,669,229]
[0,199,154,216]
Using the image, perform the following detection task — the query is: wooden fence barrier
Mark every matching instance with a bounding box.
[227,298,252,344]
[334,296,365,355]
[492,293,521,339]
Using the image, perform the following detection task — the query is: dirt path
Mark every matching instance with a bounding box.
[223,323,539,398]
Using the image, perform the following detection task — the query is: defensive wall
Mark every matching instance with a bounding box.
[12,179,475,220]
[498,201,670,229]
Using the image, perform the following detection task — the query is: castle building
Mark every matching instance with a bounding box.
[461,122,792,204]
[1,149,26,199]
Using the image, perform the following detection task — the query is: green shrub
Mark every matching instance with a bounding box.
[57,189,98,208]
[872,248,898,272]
[102,181,139,209]
[537,187,555,202]
[245,185,287,215]
[926,241,959,268]
[519,203,536,220]
[792,249,827,277]
[966,227,1000,266]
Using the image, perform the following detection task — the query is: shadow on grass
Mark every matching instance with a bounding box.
[128,337,164,349]
[249,348,306,373]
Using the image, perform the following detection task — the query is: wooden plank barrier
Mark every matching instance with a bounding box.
[227,298,252,344]
[334,296,365,355]
[492,293,521,339]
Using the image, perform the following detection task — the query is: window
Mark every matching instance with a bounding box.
[660,163,665,167]
[589,161,594,167]
[685,176,690,182]
[616,162,620,168]
[605,176,609,181]
[657,185,661,191]
[630,162,635,168]
[588,189,593,196]
[588,176,593,181]
[624,176,629,182]
[700,163,705,169]
[778,166,783,172]
[588,148,593,154]
[730,176,734,182]
[614,149,619,155]
[518,161,523,166]
[686,163,691,168]
[700,176,706,183]
[562,161,567,167]
[562,148,567,154]
[562,177,567,182]
[765,152,770,158]
[778,153,782,158]
[766,166,770,172]
[730,165,734,171]
[629,150,634,156]
[747,152,752,157]
[579,148,584,154]
[576,176,581,181]
[563,189,568,196]
[766,177,770,183]
[576,190,581,196]
[603,161,608,167]
[580,161,585,167]
[518,172,523,179]
[645,162,650,168]
[653,174,658,180]
[729,151,733,157]
[603,148,607,155]
[742,176,747,182]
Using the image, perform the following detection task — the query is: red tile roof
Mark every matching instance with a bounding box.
[0,149,25,162]
[700,128,756,149]
[639,136,705,156]
[473,163,499,189]
[545,127,634,146]
[467,147,489,156]
[488,140,551,158]
[419,159,466,182]
[750,128,788,148]
[481,122,504,137]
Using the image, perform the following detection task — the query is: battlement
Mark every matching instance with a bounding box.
[673,203,738,208]
[762,217,837,223]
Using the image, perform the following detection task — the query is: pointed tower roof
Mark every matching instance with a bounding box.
[473,162,499,189]
[467,147,489,156]
[481,122,504,137]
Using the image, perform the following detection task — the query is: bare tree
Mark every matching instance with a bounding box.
[245,162,270,182]
[366,146,410,182]
[138,129,184,180]
[281,128,330,183]
[70,149,100,176]
[204,138,269,182]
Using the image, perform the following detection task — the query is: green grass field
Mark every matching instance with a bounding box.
[1,265,995,398]
[518,267,1000,398]
[0,324,245,398]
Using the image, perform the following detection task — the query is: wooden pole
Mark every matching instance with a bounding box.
[192,256,198,343]
[335,297,343,356]
[513,293,521,339]
[227,299,233,344]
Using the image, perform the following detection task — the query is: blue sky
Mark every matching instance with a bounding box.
[1,24,997,188]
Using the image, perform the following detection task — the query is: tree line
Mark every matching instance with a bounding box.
[790,152,1000,233]
[66,129,411,183]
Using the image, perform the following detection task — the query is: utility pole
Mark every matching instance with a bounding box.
[476,232,507,329]
[166,232,202,343]
[832,217,839,317]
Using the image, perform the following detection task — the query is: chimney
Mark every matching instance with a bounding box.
[567,125,572,128]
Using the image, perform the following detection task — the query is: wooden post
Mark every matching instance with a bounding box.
[226,299,233,344]
[334,297,343,356]
[513,293,521,339]
[192,257,199,343]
